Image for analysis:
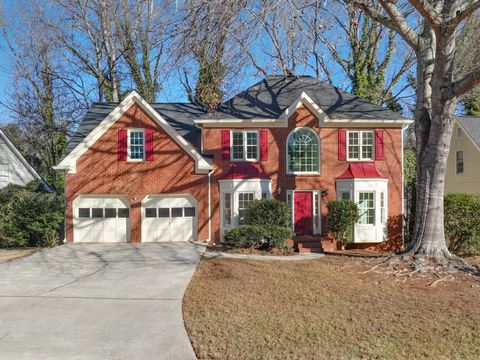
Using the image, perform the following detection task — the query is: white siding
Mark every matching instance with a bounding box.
[0,136,38,189]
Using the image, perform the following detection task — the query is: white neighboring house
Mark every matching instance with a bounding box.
[0,129,46,189]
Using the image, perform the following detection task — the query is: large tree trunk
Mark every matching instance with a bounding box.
[404,26,458,261]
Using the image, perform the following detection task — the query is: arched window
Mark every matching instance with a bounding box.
[287,128,320,173]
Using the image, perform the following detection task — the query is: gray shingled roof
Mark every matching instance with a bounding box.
[63,75,406,159]
[200,75,405,121]
[457,116,480,149]
[63,102,205,160]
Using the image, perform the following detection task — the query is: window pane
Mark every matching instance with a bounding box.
[358,192,374,224]
[232,132,244,160]
[79,208,90,218]
[261,192,267,200]
[287,129,319,172]
[224,193,232,225]
[158,208,170,218]
[145,208,157,218]
[171,207,183,217]
[361,132,373,159]
[456,151,464,174]
[238,192,254,225]
[91,208,103,218]
[129,130,144,160]
[348,132,359,159]
[341,192,350,200]
[184,207,196,217]
[118,208,130,218]
[246,132,258,160]
[105,208,116,218]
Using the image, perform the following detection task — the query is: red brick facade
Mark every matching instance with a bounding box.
[65,104,210,243]
[65,103,404,250]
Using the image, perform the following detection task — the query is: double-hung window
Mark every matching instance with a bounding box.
[128,129,145,161]
[456,150,464,174]
[347,131,374,160]
[358,192,375,225]
[238,192,254,225]
[231,131,258,161]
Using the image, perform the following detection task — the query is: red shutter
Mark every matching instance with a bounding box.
[375,129,384,160]
[221,130,230,160]
[260,129,268,161]
[118,129,127,161]
[338,129,346,161]
[145,129,154,161]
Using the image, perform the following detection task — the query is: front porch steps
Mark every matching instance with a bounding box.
[291,235,336,253]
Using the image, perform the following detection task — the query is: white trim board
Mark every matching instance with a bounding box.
[54,91,213,174]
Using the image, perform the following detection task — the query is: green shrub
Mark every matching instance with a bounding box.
[224,225,266,248]
[263,226,293,250]
[444,193,480,256]
[0,181,64,248]
[327,200,359,249]
[249,199,291,228]
[224,225,292,251]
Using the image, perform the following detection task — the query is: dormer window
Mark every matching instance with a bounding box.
[231,131,258,161]
[128,129,145,161]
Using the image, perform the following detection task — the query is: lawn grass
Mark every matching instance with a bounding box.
[0,248,38,263]
[183,255,480,360]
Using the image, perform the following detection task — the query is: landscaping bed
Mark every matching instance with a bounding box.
[207,245,294,256]
[183,255,480,359]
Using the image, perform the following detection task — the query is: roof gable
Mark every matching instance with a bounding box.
[456,116,480,151]
[55,91,212,174]
[194,75,411,126]
[0,129,43,181]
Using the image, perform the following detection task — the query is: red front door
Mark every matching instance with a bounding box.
[294,191,313,235]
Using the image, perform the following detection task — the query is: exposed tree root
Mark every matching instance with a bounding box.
[360,252,480,286]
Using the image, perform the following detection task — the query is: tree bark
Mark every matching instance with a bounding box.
[405,25,457,260]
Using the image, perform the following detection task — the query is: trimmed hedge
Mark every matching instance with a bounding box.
[249,199,291,228]
[0,181,64,248]
[224,225,293,250]
[444,193,480,256]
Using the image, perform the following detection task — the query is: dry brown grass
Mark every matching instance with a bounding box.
[183,255,480,360]
[0,248,38,263]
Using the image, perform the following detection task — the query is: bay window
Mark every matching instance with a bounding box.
[358,192,375,225]
[238,192,254,225]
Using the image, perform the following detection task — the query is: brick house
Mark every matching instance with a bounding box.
[55,75,412,251]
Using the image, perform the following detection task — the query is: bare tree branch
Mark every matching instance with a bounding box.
[453,66,480,98]
[408,0,443,26]
[450,0,480,25]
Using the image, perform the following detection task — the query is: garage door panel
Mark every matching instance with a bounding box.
[74,196,129,243]
[142,196,197,242]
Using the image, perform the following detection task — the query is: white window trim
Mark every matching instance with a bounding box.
[127,128,145,162]
[347,130,375,161]
[455,149,464,175]
[286,127,321,175]
[222,192,233,227]
[230,130,259,162]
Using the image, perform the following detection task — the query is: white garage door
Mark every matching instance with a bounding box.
[142,195,197,242]
[73,196,130,243]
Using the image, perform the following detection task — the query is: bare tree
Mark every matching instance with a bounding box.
[354,0,480,264]
[0,6,84,191]
[310,0,415,110]
[456,13,480,115]
[179,0,247,110]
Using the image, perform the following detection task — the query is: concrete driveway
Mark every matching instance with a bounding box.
[0,243,205,360]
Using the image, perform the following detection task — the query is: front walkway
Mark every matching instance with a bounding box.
[0,243,204,360]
